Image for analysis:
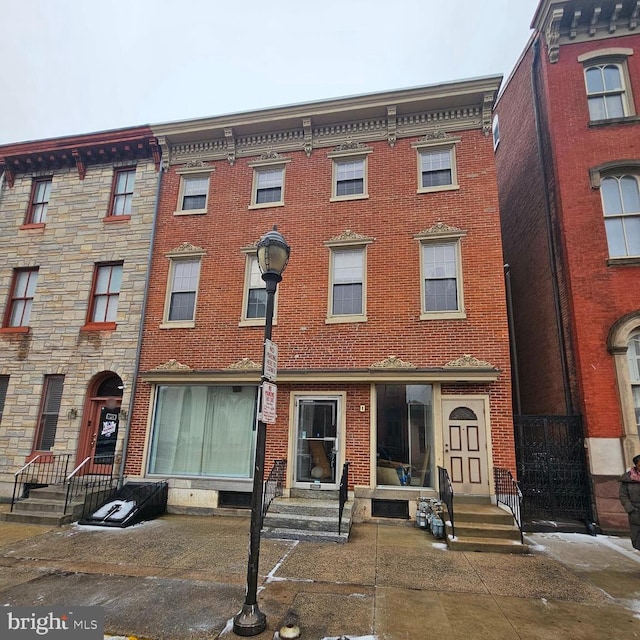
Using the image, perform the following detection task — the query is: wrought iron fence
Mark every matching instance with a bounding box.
[437,466,455,539]
[262,459,286,522]
[338,461,350,535]
[11,454,72,511]
[494,467,523,543]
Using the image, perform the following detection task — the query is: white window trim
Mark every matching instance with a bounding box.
[579,48,635,121]
[247,158,290,210]
[160,245,206,328]
[238,249,279,327]
[328,147,372,202]
[414,226,467,320]
[492,115,500,151]
[412,137,461,194]
[324,233,374,324]
[174,166,214,216]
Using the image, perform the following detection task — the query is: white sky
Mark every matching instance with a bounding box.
[0,0,540,146]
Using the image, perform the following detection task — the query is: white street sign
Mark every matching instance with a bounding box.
[264,339,278,382]
[261,382,277,424]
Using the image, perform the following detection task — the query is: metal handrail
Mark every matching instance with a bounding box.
[338,461,350,535]
[494,467,524,543]
[262,459,286,522]
[64,454,116,514]
[437,466,455,539]
[11,453,71,512]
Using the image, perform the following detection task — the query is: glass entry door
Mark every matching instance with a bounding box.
[294,397,339,488]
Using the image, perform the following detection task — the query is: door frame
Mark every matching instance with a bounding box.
[440,395,493,497]
[288,391,346,490]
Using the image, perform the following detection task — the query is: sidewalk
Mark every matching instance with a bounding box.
[0,514,638,640]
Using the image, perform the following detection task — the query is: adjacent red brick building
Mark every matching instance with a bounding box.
[124,78,515,520]
[495,0,640,531]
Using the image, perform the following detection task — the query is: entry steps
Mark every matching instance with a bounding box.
[262,496,353,543]
[445,501,528,554]
[0,484,88,526]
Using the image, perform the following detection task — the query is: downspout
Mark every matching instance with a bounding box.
[117,147,163,489]
[531,36,574,415]
[504,264,522,415]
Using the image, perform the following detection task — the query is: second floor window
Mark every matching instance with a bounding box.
[167,259,201,322]
[110,169,136,216]
[245,256,267,319]
[422,242,460,312]
[585,63,628,121]
[89,263,123,323]
[601,174,640,258]
[6,268,38,327]
[330,248,364,316]
[26,179,52,224]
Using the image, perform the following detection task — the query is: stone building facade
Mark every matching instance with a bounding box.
[494,0,640,531]
[0,128,160,499]
[124,78,516,519]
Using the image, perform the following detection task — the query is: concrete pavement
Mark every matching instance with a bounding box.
[0,513,638,640]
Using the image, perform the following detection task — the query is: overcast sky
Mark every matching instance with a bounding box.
[0,0,540,146]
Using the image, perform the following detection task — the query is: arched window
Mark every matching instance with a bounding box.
[600,175,640,258]
[585,63,627,120]
[628,331,640,432]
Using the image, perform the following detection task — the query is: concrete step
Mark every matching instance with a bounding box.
[268,498,351,518]
[0,510,75,526]
[261,527,350,543]
[452,520,522,541]
[450,504,515,526]
[8,498,81,514]
[263,512,344,533]
[447,535,529,554]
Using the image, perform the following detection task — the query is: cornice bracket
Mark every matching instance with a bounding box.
[157,136,171,171]
[149,137,161,172]
[302,117,313,157]
[610,3,622,32]
[224,128,236,166]
[590,6,602,36]
[546,8,564,63]
[387,105,397,147]
[631,1,640,29]
[72,149,86,180]
[1,162,14,188]
[482,93,494,135]
[570,10,581,38]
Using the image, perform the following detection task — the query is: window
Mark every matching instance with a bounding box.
[579,49,635,122]
[26,178,52,224]
[240,254,267,324]
[178,175,209,213]
[148,385,257,477]
[34,375,64,451]
[253,167,284,206]
[334,158,365,197]
[628,331,640,432]
[5,268,38,328]
[415,223,466,319]
[167,259,201,323]
[330,248,364,317]
[109,168,135,216]
[87,263,123,324]
[600,174,640,258]
[0,375,8,424]
[420,149,453,189]
[585,64,627,120]
[492,114,500,150]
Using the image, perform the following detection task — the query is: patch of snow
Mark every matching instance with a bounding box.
[431,542,448,550]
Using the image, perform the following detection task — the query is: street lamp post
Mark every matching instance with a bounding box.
[233,226,290,637]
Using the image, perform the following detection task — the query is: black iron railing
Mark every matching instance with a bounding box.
[11,454,72,511]
[64,454,116,515]
[262,459,286,522]
[437,466,455,539]
[494,467,524,543]
[338,461,350,535]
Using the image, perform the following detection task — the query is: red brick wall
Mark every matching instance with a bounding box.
[126,128,514,479]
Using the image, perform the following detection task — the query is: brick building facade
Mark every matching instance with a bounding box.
[124,78,516,519]
[494,0,640,531]
[0,129,160,500]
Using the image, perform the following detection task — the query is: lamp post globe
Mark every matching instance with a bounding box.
[233,226,290,637]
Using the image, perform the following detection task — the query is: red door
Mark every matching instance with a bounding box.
[76,397,121,475]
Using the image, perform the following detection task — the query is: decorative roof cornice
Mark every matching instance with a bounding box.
[444,354,498,370]
[150,76,502,165]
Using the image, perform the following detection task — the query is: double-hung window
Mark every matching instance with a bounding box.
[628,331,640,432]
[5,268,38,328]
[600,174,640,258]
[328,145,372,201]
[579,49,635,122]
[248,157,290,209]
[413,137,460,193]
[240,253,268,325]
[162,244,205,328]
[109,168,136,217]
[26,178,52,224]
[34,375,64,452]
[324,231,373,323]
[175,165,214,215]
[87,262,123,325]
[415,223,466,320]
